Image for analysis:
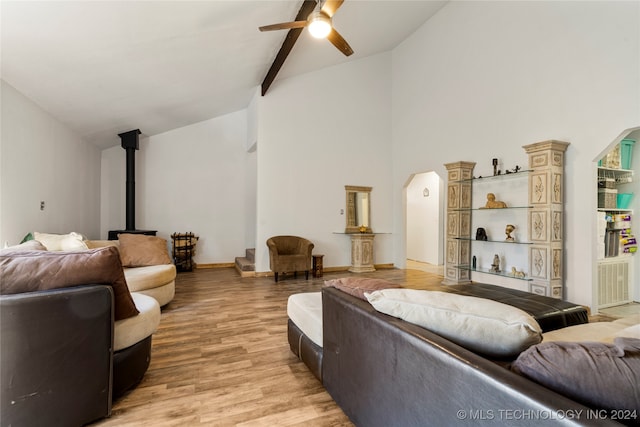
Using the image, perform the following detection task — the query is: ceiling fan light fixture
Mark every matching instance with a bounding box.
[307,11,332,39]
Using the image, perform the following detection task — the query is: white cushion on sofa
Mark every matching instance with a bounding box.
[287,292,323,347]
[34,232,88,251]
[124,264,176,292]
[124,265,176,306]
[365,288,542,358]
[114,292,160,351]
[543,316,640,343]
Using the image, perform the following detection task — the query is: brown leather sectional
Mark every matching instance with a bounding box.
[289,285,626,426]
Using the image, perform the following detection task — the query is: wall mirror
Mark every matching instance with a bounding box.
[345,185,372,233]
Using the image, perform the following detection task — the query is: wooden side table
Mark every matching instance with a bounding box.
[312,254,324,278]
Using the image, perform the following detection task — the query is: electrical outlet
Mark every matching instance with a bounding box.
[40,201,45,211]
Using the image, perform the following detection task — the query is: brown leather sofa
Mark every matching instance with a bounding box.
[0,284,156,427]
[0,247,160,427]
[316,287,624,426]
[1,286,114,427]
[266,235,314,282]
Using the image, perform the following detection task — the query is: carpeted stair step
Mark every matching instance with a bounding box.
[235,248,255,272]
[234,257,254,272]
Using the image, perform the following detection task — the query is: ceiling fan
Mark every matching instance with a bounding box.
[259,0,354,57]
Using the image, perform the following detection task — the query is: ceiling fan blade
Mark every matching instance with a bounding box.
[259,21,308,32]
[327,28,353,56]
[321,0,344,18]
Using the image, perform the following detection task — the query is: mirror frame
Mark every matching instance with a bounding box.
[345,185,372,233]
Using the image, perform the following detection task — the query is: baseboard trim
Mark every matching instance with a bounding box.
[196,262,235,269]
[196,263,397,276]
[238,270,256,278]
[374,263,395,270]
[251,264,397,277]
[323,264,395,272]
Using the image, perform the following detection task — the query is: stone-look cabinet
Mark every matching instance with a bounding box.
[443,141,569,298]
[349,233,376,273]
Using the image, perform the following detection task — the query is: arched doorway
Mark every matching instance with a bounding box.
[405,171,444,273]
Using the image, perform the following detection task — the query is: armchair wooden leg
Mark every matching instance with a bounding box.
[274,272,279,283]
[305,270,309,280]
[294,271,298,279]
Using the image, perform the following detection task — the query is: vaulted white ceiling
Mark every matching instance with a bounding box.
[1,1,446,149]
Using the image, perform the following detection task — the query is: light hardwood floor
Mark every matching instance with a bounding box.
[94,267,445,427]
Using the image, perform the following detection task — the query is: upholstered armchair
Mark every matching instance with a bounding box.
[266,236,314,282]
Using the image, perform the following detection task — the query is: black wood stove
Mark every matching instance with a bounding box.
[108,129,156,240]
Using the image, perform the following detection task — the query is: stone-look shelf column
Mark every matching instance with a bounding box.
[443,161,475,285]
[524,140,570,298]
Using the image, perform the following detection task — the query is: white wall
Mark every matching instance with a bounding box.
[0,80,101,245]
[255,53,394,273]
[245,90,259,250]
[100,110,248,264]
[406,171,443,265]
[391,1,640,310]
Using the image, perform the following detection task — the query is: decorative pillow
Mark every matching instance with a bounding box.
[512,338,640,412]
[0,246,139,320]
[324,277,402,300]
[365,288,542,358]
[0,240,47,254]
[34,231,88,251]
[118,234,172,267]
[85,239,119,250]
[20,232,34,243]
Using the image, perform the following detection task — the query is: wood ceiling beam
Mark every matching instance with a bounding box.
[261,0,317,96]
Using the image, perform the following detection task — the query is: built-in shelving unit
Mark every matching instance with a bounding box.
[444,140,570,298]
[595,141,636,308]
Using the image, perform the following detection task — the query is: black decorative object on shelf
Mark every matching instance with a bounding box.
[476,227,488,241]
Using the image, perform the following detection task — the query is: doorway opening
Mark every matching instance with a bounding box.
[405,171,444,274]
[593,126,640,316]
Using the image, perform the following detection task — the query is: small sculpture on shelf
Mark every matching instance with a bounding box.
[492,158,499,176]
[505,224,516,242]
[505,165,522,174]
[476,227,488,241]
[511,267,526,279]
[482,193,507,209]
[489,254,501,273]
